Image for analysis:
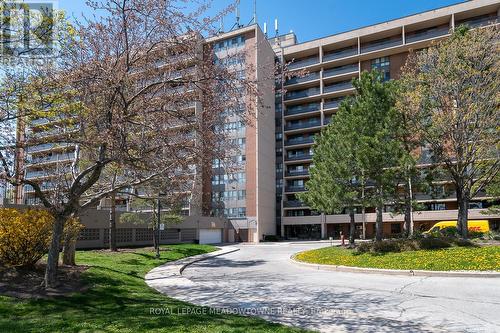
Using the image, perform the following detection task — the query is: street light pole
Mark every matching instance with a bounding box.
[155,195,161,259]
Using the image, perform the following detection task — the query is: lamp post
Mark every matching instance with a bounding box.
[154,193,164,259]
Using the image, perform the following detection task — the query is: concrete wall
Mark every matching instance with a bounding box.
[255,26,277,239]
[1,204,232,249]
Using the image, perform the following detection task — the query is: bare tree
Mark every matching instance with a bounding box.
[0,0,259,288]
[399,26,500,238]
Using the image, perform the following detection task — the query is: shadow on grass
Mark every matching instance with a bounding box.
[0,245,301,333]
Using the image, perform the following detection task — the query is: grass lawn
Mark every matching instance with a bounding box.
[0,244,307,333]
[295,245,500,271]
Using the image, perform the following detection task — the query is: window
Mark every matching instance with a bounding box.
[371,56,390,81]
[429,203,446,211]
[391,223,401,234]
[213,35,245,52]
[469,202,483,209]
[224,207,246,218]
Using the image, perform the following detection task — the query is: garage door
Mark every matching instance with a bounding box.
[199,229,222,244]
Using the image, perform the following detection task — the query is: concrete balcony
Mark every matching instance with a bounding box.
[284,72,320,86]
[287,56,320,70]
[25,170,51,179]
[285,154,313,162]
[405,26,450,44]
[457,15,498,29]
[323,81,353,94]
[285,103,321,116]
[284,137,315,147]
[28,153,74,165]
[323,64,358,78]
[322,47,358,63]
[284,120,321,131]
[323,98,345,110]
[361,37,403,54]
[283,200,307,208]
[285,169,310,177]
[284,87,321,101]
[285,186,307,193]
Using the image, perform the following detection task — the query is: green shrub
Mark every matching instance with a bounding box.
[399,240,420,252]
[263,234,279,242]
[372,240,402,253]
[355,241,373,254]
[468,230,484,239]
[440,226,459,237]
[418,237,452,250]
[0,208,54,267]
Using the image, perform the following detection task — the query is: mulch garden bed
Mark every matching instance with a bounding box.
[0,262,89,299]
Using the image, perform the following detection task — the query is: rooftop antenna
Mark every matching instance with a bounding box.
[236,0,241,28]
[230,1,241,30]
[274,18,279,37]
[219,16,224,33]
[263,22,267,37]
[253,0,257,24]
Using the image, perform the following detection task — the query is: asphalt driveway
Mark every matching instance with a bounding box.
[151,242,500,333]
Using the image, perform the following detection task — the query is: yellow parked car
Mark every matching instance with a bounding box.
[425,220,490,234]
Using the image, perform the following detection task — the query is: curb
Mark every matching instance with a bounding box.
[290,255,500,278]
[179,246,240,275]
[145,246,240,283]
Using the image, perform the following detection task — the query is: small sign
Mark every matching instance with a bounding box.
[159,223,165,231]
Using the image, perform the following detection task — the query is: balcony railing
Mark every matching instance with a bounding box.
[323,64,358,78]
[30,127,78,139]
[28,153,73,165]
[285,103,320,116]
[25,170,50,179]
[285,153,313,161]
[323,47,358,62]
[287,57,320,70]
[361,37,403,53]
[323,81,353,93]
[285,169,310,177]
[284,87,321,101]
[285,72,320,85]
[284,120,321,131]
[283,200,307,207]
[285,186,307,192]
[24,183,55,192]
[27,143,73,153]
[405,26,450,44]
[323,98,345,110]
[284,137,315,146]
[457,15,498,29]
[31,118,52,126]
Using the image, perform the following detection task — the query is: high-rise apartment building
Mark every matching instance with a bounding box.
[274,0,500,239]
[204,25,276,242]
[15,0,500,242]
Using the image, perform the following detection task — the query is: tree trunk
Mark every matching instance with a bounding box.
[376,203,383,242]
[62,231,76,266]
[349,208,355,245]
[404,204,412,238]
[456,187,469,239]
[109,193,117,251]
[44,215,66,288]
[375,185,384,242]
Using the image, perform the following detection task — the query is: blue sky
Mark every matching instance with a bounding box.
[58,0,464,43]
